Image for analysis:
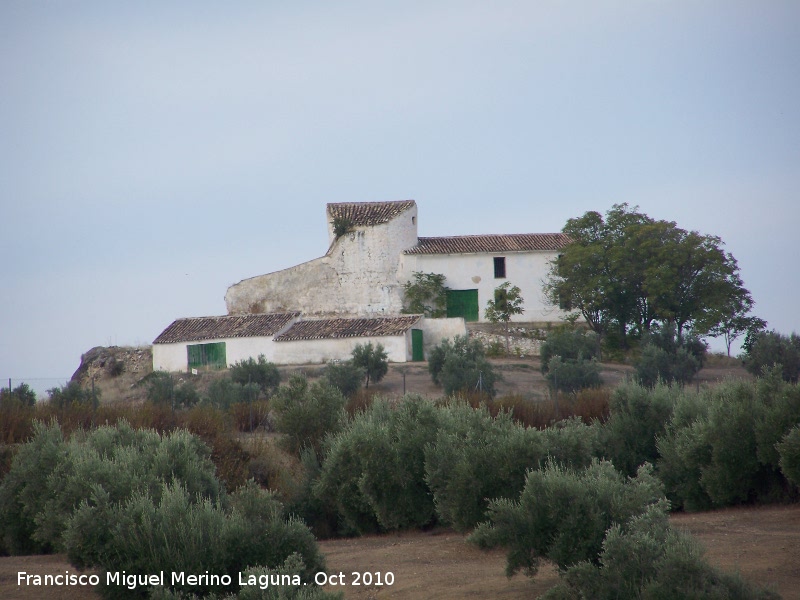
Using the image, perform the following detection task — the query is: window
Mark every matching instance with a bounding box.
[493,256,506,278]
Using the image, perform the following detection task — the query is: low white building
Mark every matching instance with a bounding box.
[225,200,571,324]
[152,312,466,372]
[152,312,299,372]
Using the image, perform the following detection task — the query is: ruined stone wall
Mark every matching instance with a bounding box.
[225,205,418,316]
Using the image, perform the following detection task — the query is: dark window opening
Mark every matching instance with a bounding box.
[494,256,506,278]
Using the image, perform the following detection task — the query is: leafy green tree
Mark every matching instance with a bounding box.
[402,271,449,317]
[545,204,752,349]
[351,342,388,388]
[697,289,766,357]
[484,282,525,353]
[0,383,36,407]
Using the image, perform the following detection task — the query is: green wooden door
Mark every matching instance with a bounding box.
[187,342,227,371]
[446,289,479,322]
[411,329,424,361]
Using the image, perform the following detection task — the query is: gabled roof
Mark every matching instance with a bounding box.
[153,313,300,344]
[404,233,571,255]
[327,200,416,227]
[275,315,421,342]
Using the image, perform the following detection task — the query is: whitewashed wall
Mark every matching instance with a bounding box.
[274,334,410,364]
[153,336,280,372]
[418,318,467,356]
[226,205,418,317]
[402,251,566,322]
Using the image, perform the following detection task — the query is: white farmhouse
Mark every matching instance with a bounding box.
[225,200,570,324]
[152,312,464,371]
[153,199,571,373]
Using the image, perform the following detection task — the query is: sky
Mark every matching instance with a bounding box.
[1,1,798,395]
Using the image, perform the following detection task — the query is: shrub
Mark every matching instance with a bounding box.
[428,335,498,397]
[206,377,261,410]
[484,339,506,358]
[0,394,35,444]
[540,329,600,373]
[634,324,706,387]
[230,355,281,396]
[0,383,36,407]
[272,375,347,455]
[143,372,199,408]
[469,460,664,577]
[230,399,271,432]
[600,381,678,477]
[753,374,800,470]
[744,330,800,383]
[350,343,388,388]
[324,361,364,398]
[0,421,67,554]
[545,503,779,600]
[65,481,326,599]
[656,379,796,510]
[0,421,223,556]
[47,381,100,409]
[539,417,602,469]
[778,424,800,489]
[314,396,442,534]
[424,403,545,532]
[656,392,714,512]
[545,356,602,393]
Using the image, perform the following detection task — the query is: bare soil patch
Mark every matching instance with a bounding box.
[671,504,800,599]
[3,504,796,599]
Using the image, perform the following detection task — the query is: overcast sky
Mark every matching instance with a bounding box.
[2,1,798,394]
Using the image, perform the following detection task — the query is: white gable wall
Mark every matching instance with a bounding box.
[274,334,410,365]
[403,251,566,322]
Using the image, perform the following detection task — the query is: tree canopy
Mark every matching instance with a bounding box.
[544,204,755,348]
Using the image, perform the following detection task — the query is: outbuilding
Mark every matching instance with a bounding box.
[152,312,299,372]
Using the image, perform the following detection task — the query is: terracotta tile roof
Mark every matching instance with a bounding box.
[327,200,416,227]
[275,315,421,342]
[153,313,300,344]
[404,233,571,254]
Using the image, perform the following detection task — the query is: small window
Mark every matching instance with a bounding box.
[493,256,506,278]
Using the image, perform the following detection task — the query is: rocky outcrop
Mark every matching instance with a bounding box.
[70,346,152,387]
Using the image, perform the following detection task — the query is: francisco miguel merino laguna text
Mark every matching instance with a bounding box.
[18,570,304,591]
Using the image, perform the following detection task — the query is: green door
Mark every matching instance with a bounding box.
[446,289,479,322]
[411,329,424,361]
[187,342,227,371]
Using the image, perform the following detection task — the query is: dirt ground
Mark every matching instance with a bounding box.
[1,504,797,600]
